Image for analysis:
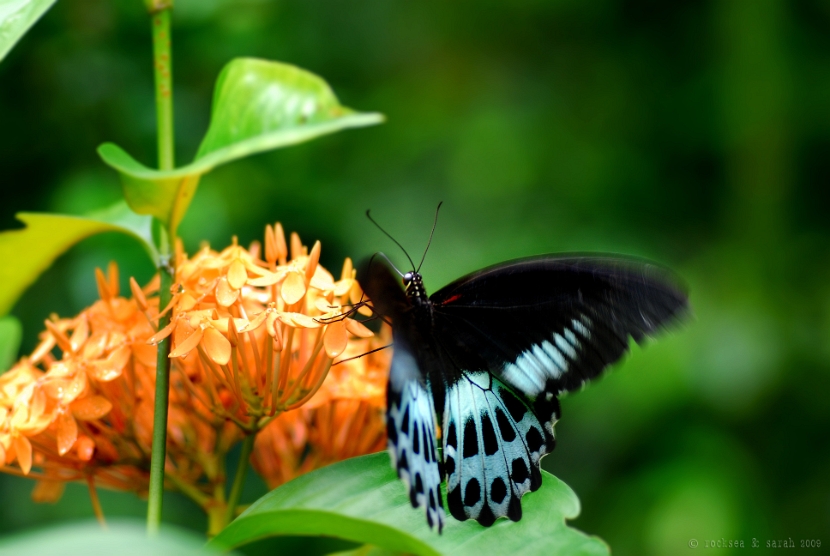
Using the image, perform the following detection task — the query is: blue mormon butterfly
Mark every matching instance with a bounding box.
[356,206,688,532]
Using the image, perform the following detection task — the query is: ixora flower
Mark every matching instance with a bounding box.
[0,224,389,519]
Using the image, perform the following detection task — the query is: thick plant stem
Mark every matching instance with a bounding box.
[151,8,175,170]
[147,243,174,536]
[223,433,256,528]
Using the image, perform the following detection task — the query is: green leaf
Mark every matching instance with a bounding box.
[0,201,157,316]
[0,520,228,555]
[209,452,609,556]
[99,58,384,233]
[0,315,23,371]
[0,0,58,63]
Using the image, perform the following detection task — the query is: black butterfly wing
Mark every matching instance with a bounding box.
[429,255,687,524]
[360,260,445,532]
[429,255,689,397]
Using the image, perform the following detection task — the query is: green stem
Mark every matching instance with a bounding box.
[146,240,174,536]
[151,8,175,170]
[223,433,256,527]
[145,2,176,537]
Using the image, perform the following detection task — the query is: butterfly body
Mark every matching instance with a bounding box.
[360,254,688,532]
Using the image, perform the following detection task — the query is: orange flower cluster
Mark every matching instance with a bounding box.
[0,224,389,506]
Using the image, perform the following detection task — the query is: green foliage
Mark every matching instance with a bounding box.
[0,521,227,556]
[210,453,609,556]
[0,316,22,371]
[0,201,155,316]
[0,0,57,62]
[98,58,383,234]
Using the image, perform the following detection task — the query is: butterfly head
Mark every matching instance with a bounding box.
[403,271,428,301]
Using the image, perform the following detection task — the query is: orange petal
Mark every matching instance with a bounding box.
[203,327,231,365]
[248,270,283,287]
[334,278,354,297]
[69,316,89,352]
[240,311,268,333]
[281,271,307,304]
[274,223,288,263]
[169,327,204,358]
[76,435,95,461]
[279,312,322,329]
[130,276,148,310]
[95,267,112,301]
[44,320,73,353]
[29,335,56,364]
[315,298,340,313]
[341,257,354,281]
[57,411,78,456]
[265,224,278,264]
[147,320,175,345]
[13,436,32,474]
[91,345,130,381]
[228,259,248,290]
[345,318,374,338]
[107,261,120,296]
[179,292,198,311]
[71,396,113,421]
[290,232,303,260]
[215,276,240,307]
[305,241,321,282]
[324,321,348,358]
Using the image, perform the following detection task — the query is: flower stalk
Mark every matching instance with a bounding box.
[147,1,176,535]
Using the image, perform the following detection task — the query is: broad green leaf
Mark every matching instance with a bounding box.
[99,58,384,234]
[0,201,156,316]
[210,452,609,556]
[0,315,23,371]
[0,520,227,555]
[0,0,58,63]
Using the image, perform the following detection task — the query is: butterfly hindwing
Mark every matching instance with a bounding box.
[442,370,557,526]
[387,337,445,532]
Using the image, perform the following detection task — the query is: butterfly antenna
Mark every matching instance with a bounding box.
[417,201,442,273]
[376,252,405,277]
[367,209,416,270]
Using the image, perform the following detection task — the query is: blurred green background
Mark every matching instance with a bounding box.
[2,0,829,554]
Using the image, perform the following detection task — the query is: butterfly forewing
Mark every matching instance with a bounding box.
[429,256,688,397]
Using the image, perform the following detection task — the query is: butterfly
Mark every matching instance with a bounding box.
[356,209,688,532]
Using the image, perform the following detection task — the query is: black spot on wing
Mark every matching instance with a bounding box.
[511,458,529,484]
[445,455,455,476]
[526,427,544,453]
[495,408,516,442]
[477,503,496,527]
[398,451,408,472]
[464,478,481,506]
[412,423,420,455]
[481,414,499,456]
[491,477,507,504]
[463,419,479,458]
[401,405,410,433]
[448,486,466,521]
[498,387,527,422]
[446,422,457,449]
[415,473,424,494]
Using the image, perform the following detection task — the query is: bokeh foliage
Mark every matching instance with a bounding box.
[1,1,829,555]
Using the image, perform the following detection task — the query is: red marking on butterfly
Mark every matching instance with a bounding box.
[442,294,463,304]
